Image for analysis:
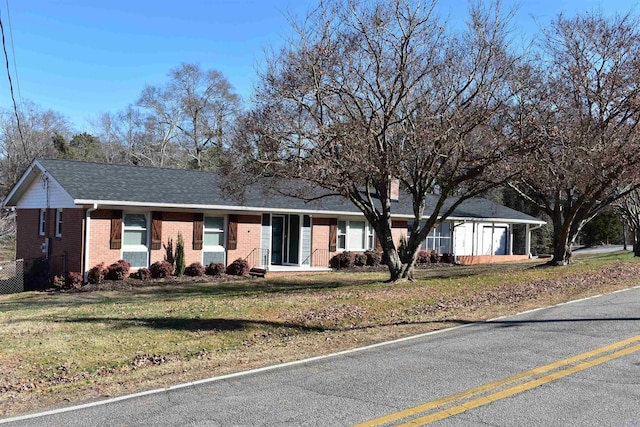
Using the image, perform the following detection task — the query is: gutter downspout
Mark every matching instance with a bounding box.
[84,204,98,283]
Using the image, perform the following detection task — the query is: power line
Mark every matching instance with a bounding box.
[5,0,21,103]
[0,6,27,159]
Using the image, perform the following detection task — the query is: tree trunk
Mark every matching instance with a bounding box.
[381,236,418,282]
[549,220,572,266]
[635,228,640,257]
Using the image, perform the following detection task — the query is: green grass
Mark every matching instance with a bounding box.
[1,251,639,417]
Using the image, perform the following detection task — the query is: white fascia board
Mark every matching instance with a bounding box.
[73,199,363,216]
[73,200,546,225]
[445,216,546,225]
[386,214,546,226]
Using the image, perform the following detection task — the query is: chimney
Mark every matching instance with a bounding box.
[390,179,400,201]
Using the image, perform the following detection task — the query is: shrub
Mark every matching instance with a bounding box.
[164,237,175,267]
[105,259,131,281]
[363,249,382,266]
[65,272,84,289]
[353,253,367,267]
[206,262,225,276]
[51,275,65,289]
[184,262,205,277]
[416,250,430,265]
[150,260,173,278]
[441,253,454,264]
[88,262,107,284]
[175,233,186,276]
[430,250,440,264]
[225,258,249,276]
[329,251,354,269]
[131,267,151,281]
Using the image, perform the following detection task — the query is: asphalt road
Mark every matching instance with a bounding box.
[3,286,640,426]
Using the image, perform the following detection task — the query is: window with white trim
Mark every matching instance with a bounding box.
[55,209,63,237]
[203,216,225,265]
[39,209,46,236]
[337,220,374,251]
[122,213,148,268]
[422,222,452,253]
[337,221,347,250]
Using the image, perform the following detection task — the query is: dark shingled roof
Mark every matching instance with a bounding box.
[33,158,542,223]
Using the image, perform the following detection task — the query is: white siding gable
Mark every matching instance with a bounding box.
[16,174,76,209]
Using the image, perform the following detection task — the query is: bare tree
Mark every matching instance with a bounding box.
[615,190,640,256]
[0,101,71,197]
[228,0,520,281]
[95,106,179,167]
[137,84,183,168]
[507,11,640,265]
[138,63,241,170]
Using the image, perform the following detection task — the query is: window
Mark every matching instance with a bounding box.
[39,209,46,236]
[122,213,148,268]
[367,226,375,250]
[337,221,347,250]
[423,222,452,253]
[55,209,63,237]
[337,220,374,251]
[348,221,366,251]
[203,216,225,265]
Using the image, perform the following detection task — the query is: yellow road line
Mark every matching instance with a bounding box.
[355,335,640,427]
[398,343,640,426]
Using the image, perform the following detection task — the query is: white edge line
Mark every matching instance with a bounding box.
[2,285,640,424]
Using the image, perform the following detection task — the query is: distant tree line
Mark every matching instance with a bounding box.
[0,63,241,197]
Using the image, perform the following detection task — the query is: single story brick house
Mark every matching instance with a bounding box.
[2,159,545,279]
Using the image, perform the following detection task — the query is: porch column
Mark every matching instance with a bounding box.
[509,224,514,255]
[525,224,531,257]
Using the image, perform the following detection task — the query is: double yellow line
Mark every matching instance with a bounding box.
[355,335,640,426]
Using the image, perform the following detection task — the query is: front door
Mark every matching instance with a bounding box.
[270,214,301,265]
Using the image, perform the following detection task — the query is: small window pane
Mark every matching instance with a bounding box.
[338,221,346,234]
[56,210,63,236]
[337,235,346,250]
[124,214,146,228]
[205,216,224,230]
[427,237,435,250]
[203,251,225,266]
[123,251,147,268]
[441,221,450,235]
[124,230,146,245]
[204,231,223,246]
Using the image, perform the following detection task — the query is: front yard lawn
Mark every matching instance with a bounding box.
[1,251,639,418]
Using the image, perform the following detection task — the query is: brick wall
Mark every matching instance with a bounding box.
[226,215,261,263]
[310,217,409,267]
[311,220,333,267]
[16,208,44,264]
[89,209,123,269]
[16,208,84,277]
[150,212,200,266]
[88,210,263,270]
[49,208,84,275]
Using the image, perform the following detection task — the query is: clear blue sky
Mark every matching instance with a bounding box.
[0,0,637,132]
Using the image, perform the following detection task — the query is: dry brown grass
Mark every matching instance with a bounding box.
[0,251,638,418]
[0,236,14,263]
